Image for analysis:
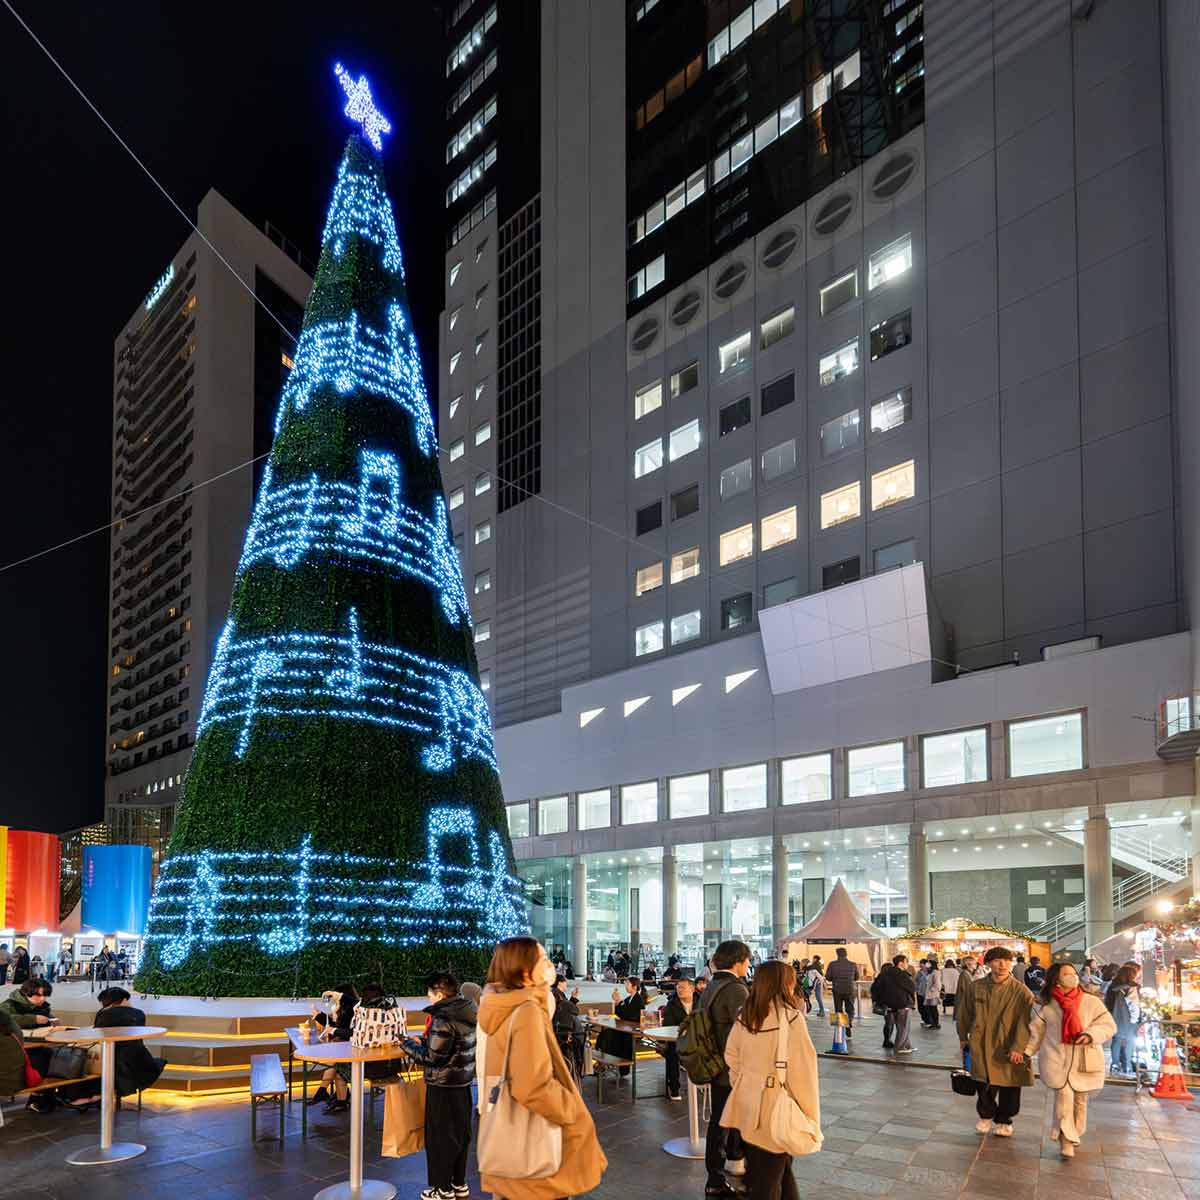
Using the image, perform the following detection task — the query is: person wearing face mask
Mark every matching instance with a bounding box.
[400,970,478,1200]
[955,947,1034,1138]
[476,936,607,1200]
[1024,962,1115,1158]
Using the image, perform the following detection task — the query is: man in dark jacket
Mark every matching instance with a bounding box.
[95,987,167,1096]
[701,939,750,1197]
[872,955,917,1054]
[826,947,859,1037]
[660,977,695,1100]
[401,970,477,1200]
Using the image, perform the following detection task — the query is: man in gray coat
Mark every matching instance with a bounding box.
[826,947,860,1037]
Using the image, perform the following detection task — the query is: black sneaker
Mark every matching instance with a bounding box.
[882,1042,895,1049]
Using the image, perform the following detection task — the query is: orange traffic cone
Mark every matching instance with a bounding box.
[1152,1038,1195,1101]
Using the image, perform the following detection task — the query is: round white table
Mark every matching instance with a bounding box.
[46,1025,167,1165]
[640,1024,705,1159]
[291,1034,401,1200]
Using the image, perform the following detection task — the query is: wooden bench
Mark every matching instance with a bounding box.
[0,1074,104,1126]
[590,1050,636,1103]
[250,1054,287,1141]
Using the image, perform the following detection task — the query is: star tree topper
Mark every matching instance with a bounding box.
[334,62,392,151]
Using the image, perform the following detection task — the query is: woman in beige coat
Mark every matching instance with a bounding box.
[1023,961,1116,1159]
[476,937,607,1200]
[720,961,821,1200]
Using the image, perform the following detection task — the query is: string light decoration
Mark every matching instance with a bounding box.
[135,78,528,998]
[333,62,392,152]
[238,451,470,625]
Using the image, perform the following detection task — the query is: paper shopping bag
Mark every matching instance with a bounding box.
[381,1075,426,1157]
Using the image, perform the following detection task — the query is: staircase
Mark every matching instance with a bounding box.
[1052,826,1191,884]
[1025,853,1193,951]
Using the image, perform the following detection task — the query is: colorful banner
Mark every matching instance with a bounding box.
[0,826,8,927]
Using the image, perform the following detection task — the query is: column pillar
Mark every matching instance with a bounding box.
[772,836,789,951]
[571,856,588,974]
[663,849,678,959]
[908,825,930,927]
[1084,812,1115,949]
[1191,758,1200,899]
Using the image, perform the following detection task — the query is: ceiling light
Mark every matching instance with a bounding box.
[802,841,810,848]
[1021,842,1028,848]
[960,828,969,835]
[1014,823,1024,830]
[1045,841,1052,846]
[973,846,982,852]
[996,844,1005,850]
[986,826,996,833]
[1138,813,1147,819]
[933,830,943,837]
[823,840,830,846]
[1043,821,1053,827]
[951,848,959,854]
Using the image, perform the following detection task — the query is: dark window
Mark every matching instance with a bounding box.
[761,373,794,416]
[763,577,799,608]
[671,361,700,398]
[720,396,751,437]
[671,484,700,521]
[869,310,912,361]
[819,410,862,457]
[721,592,753,631]
[636,500,662,536]
[823,556,861,590]
[874,538,915,573]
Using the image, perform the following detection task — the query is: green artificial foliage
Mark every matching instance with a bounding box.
[135,132,527,998]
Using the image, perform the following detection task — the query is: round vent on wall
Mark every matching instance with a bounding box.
[671,290,702,327]
[812,192,854,237]
[713,259,749,301]
[761,227,799,270]
[871,151,918,201]
[630,316,660,352]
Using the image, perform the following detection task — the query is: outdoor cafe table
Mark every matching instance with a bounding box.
[287,1028,402,1200]
[45,1024,167,1165]
[582,1015,684,1110]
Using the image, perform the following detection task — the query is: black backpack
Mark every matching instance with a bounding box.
[677,979,733,1083]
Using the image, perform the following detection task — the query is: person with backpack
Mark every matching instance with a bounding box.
[476,937,606,1200]
[401,970,478,1200]
[871,954,916,1054]
[720,961,821,1200]
[679,938,751,1197]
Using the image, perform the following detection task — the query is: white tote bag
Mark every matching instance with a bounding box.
[767,1009,824,1157]
[351,997,406,1048]
[476,1006,564,1180]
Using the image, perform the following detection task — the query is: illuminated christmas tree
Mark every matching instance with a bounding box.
[136,67,528,998]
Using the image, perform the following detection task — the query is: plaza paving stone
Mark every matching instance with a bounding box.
[3,1006,1198,1200]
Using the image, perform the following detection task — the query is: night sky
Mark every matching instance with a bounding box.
[0,3,444,833]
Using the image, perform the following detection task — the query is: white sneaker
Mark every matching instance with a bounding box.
[725,1159,747,1177]
[993,1123,1013,1138]
[896,1047,913,1054]
[975,1118,993,1135]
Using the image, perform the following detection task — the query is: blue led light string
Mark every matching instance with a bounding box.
[238,451,470,626]
[334,63,392,152]
[322,154,404,276]
[196,610,496,771]
[145,806,529,966]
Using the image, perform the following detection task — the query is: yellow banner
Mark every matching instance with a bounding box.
[0,826,7,928]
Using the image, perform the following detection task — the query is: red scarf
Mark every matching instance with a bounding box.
[1052,986,1085,1043]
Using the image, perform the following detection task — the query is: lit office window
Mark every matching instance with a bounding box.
[722,763,767,812]
[450,351,462,374]
[819,270,858,316]
[720,458,753,501]
[507,803,530,838]
[635,562,664,596]
[669,772,710,819]
[635,380,663,419]
[449,395,462,420]
[869,233,912,290]
[449,438,465,462]
[720,523,754,565]
[871,460,915,510]
[473,569,491,595]
[781,754,833,804]
[671,610,701,645]
[538,795,568,836]
[474,620,491,644]
[479,669,491,691]
[870,387,913,435]
[671,361,700,398]
[474,472,491,496]
[922,728,989,788]
[474,520,492,545]
[634,438,664,478]
[578,788,611,831]
[621,781,659,825]
[820,481,861,529]
[669,419,701,461]
[449,487,465,511]
[628,254,666,301]
[671,547,701,584]
[449,305,462,331]
[870,310,912,361]
[760,306,795,350]
[635,620,664,656]
[847,741,906,796]
[449,261,462,287]
[474,421,492,446]
[761,506,798,551]
[819,339,859,386]
[719,331,752,374]
[1008,712,1084,778]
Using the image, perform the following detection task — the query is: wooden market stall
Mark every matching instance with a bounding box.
[779,880,891,976]
[895,917,1051,966]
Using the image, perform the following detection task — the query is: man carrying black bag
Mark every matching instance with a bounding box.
[872,954,916,1055]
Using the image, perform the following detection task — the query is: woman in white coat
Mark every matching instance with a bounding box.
[1023,962,1116,1158]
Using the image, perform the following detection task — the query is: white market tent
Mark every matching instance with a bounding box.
[779,879,891,974]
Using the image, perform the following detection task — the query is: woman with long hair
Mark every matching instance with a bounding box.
[476,936,606,1200]
[1024,962,1115,1158]
[308,982,359,1112]
[719,961,821,1200]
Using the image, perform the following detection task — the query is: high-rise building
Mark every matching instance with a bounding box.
[105,191,310,835]
[443,1,1200,972]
